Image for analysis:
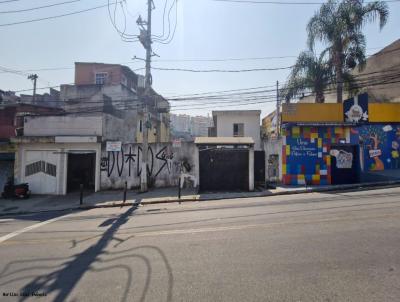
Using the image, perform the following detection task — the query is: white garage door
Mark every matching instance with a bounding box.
[25,150,58,194]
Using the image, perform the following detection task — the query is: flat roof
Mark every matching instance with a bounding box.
[195,137,254,145]
[212,110,261,115]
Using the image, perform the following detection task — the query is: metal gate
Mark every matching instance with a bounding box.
[254,151,265,185]
[199,148,249,191]
[331,145,359,184]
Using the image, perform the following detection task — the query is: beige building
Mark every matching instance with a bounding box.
[300,39,400,103]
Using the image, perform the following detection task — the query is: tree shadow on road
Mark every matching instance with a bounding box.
[0,202,174,302]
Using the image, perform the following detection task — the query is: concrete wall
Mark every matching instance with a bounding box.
[24,116,103,137]
[60,84,137,112]
[214,111,262,150]
[102,111,138,143]
[100,142,198,190]
[263,138,283,182]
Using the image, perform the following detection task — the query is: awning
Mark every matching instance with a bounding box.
[195,137,254,145]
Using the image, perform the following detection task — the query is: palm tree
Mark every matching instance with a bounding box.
[307,0,389,103]
[282,51,333,103]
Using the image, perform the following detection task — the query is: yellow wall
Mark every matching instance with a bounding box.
[282,103,343,122]
[136,119,170,143]
[281,102,400,123]
[369,103,400,122]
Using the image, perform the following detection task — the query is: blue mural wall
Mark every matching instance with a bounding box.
[282,126,359,185]
[357,124,400,171]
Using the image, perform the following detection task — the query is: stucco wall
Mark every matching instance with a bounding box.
[102,111,138,143]
[214,111,261,150]
[100,142,197,190]
[24,116,103,137]
[263,137,283,182]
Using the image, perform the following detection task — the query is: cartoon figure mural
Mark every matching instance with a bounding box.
[358,124,400,171]
[368,133,385,171]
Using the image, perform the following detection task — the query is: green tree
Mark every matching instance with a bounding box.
[282,51,333,103]
[307,0,389,103]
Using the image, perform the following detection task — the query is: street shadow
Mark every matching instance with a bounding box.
[0,201,174,302]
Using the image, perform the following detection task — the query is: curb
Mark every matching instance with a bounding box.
[1,181,399,217]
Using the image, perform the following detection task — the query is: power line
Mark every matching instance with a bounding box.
[0,3,113,27]
[152,66,293,72]
[212,0,400,5]
[15,70,400,114]
[0,0,81,14]
[153,0,178,44]
[0,0,20,3]
[0,45,390,75]
[165,84,277,98]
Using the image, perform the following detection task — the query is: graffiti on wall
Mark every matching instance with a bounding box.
[101,145,175,179]
[358,124,400,171]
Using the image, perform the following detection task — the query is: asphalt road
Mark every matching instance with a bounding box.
[0,187,399,302]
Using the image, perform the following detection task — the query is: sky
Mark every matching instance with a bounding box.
[0,0,399,118]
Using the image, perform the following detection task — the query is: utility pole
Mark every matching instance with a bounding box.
[276,80,280,137]
[28,74,38,104]
[138,0,154,192]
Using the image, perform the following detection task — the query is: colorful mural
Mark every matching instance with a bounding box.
[358,124,400,171]
[282,126,358,185]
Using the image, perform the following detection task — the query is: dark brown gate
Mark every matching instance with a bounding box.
[331,145,359,184]
[199,148,249,191]
[254,151,265,185]
[67,153,96,192]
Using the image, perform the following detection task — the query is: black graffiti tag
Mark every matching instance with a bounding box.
[154,146,174,178]
[136,146,154,177]
[124,146,136,177]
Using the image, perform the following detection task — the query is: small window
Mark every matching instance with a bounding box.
[139,120,143,132]
[95,72,108,85]
[233,123,244,137]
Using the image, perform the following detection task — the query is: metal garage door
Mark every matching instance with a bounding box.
[25,150,58,194]
[199,148,249,191]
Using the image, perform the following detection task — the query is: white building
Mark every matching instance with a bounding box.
[170,114,191,133]
[208,110,262,150]
[190,115,212,137]
[170,114,212,138]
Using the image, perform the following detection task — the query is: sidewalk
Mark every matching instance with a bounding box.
[1,180,400,217]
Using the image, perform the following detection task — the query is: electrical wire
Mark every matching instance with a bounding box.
[152,0,170,39]
[0,0,82,14]
[0,3,112,27]
[152,0,178,44]
[0,0,20,3]
[152,66,293,72]
[0,46,394,75]
[212,0,400,5]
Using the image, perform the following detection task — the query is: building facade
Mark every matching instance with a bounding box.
[12,62,172,195]
[208,110,262,150]
[0,103,62,190]
[280,94,400,185]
